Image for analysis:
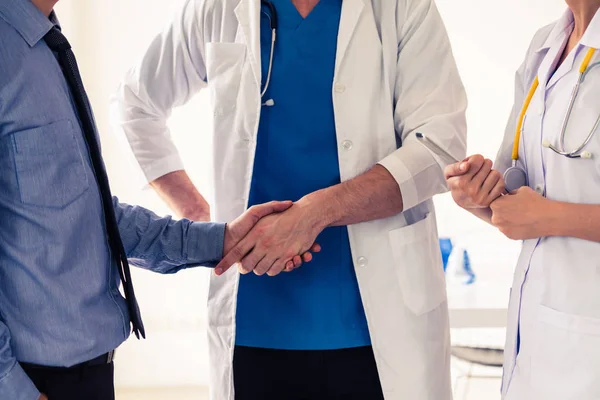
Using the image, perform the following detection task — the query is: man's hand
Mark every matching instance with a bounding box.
[216,199,324,277]
[39,394,48,400]
[219,201,320,276]
[445,154,505,209]
[490,186,558,240]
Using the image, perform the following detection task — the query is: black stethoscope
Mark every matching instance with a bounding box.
[261,0,278,106]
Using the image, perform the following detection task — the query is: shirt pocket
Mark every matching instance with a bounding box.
[530,305,600,399]
[12,119,90,208]
[388,212,447,315]
[205,42,246,115]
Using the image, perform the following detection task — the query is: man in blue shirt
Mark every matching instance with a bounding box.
[0,1,301,399]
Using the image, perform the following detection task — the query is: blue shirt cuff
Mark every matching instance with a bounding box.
[0,362,39,400]
[186,222,226,267]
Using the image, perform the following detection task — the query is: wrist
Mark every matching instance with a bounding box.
[544,200,568,237]
[297,190,336,231]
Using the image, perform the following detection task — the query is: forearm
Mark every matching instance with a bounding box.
[549,201,600,242]
[114,198,225,272]
[150,170,210,221]
[301,165,403,228]
[0,323,39,400]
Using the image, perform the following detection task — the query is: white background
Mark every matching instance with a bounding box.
[52,0,568,389]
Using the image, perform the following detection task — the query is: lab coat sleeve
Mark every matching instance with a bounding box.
[113,197,226,272]
[110,0,208,186]
[0,322,40,400]
[377,0,467,211]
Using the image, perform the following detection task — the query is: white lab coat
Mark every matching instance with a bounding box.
[495,9,600,400]
[111,0,467,398]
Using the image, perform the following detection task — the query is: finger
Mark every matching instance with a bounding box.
[481,169,501,196]
[246,200,293,224]
[310,243,321,253]
[267,259,286,277]
[487,177,507,203]
[215,237,254,276]
[293,255,303,268]
[284,259,296,272]
[444,161,470,179]
[239,247,267,274]
[301,252,313,263]
[253,254,276,276]
[471,159,493,189]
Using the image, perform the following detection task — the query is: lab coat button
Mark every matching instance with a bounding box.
[535,184,544,194]
[334,83,346,93]
[357,257,368,267]
[341,140,353,151]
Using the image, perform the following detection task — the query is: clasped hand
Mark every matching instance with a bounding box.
[445,154,556,240]
[216,200,322,276]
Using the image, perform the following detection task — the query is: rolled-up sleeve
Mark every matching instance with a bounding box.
[0,322,39,400]
[110,0,208,186]
[113,197,225,273]
[378,0,467,211]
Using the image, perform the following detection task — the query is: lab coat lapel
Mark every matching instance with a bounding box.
[235,0,261,87]
[334,0,365,75]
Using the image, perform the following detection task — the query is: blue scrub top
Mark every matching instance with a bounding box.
[235,0,371,350]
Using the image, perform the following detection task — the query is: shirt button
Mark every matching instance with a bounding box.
[357,256,368,267]
[334,83,346,93]
[341,140,353,151]
[535,184,544,194]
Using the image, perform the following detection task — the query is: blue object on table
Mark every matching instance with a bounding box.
[439,238,453,271]
[461,249,476,284]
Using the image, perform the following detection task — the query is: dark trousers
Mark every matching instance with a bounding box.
[22,362,114,400]
[233,346,385,400]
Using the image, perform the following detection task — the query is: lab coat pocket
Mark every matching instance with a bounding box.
[205,42,246,115]
[388,213,446,316]
[12,119,89,208]
[530,305,600,399]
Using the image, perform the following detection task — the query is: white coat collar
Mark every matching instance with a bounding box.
[580,7,600,49]
[537,7,600,53]
[335,0,366,74]
[536,9,574,54]
[235,0,262,86]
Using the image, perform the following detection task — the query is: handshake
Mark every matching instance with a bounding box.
[217,200,322,277]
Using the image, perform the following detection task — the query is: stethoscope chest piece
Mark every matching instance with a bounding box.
[503,165,527,193]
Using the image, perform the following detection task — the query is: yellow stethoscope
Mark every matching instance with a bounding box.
[504,47,600,191]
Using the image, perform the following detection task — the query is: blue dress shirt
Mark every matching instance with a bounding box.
[0,2,225,399]
[235,0,371,350]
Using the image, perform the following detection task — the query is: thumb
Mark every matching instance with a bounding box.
[444,160,470,179]
[249,200,292,220]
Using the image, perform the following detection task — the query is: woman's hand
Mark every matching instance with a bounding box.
[445,154,506,209]
[490,186,558,240]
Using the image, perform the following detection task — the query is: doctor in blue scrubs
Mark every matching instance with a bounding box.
[232,0,382,398]
[113,0,468,395]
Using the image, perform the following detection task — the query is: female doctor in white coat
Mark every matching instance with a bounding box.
[446,1,600,398]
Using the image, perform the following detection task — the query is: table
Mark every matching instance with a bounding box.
[447,276,510,329]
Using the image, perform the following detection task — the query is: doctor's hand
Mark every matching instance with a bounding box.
[490,186,558,240]
[215,200,323,277]
[445,154,505,209]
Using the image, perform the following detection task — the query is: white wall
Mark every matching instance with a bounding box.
[54,0,567,389]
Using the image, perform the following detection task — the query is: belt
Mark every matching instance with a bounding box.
[20,350,116,371]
